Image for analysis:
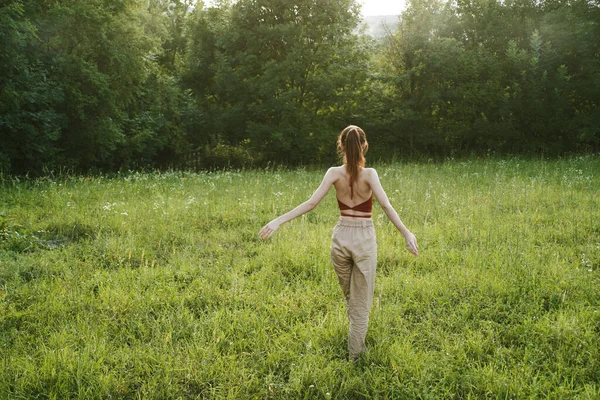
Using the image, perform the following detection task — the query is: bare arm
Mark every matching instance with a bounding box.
[259,168,337,239]
[368,168,419,256]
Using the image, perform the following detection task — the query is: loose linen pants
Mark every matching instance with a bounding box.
[330,217,377,358]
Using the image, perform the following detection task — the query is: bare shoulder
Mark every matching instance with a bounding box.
[325,166,344,181]
[329,165,346,176]
[363,167,379,180]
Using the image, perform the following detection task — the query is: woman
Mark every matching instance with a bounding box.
[259,125,418,361]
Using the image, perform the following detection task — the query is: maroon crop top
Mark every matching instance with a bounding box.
[337,194,373,218]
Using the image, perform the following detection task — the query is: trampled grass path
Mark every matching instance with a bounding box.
[1,157,599,398]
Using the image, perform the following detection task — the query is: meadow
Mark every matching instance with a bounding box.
[1,157,599,399]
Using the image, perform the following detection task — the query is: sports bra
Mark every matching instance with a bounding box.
[337,194,373,218]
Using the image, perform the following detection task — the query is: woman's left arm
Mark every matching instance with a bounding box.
[259,168,337,239]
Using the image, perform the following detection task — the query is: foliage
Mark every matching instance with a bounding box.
[184,0,370,165]
[0,0,599,174]
[0,0,192,175]
[0,1,63,173]
[373,0,600,157]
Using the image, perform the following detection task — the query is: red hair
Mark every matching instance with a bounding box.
[337,125,368,199]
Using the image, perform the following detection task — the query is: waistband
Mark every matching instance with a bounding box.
[340,213,372,219]
[336,216,374,227]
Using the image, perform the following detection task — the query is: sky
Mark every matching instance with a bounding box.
[359,0,406,17]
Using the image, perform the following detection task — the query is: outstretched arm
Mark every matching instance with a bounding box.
[259,168,337,239]
[368,169,419,256]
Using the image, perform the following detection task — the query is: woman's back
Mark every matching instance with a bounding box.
[333,166,373,217]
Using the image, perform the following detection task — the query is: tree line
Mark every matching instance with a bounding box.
[1,0,598,175]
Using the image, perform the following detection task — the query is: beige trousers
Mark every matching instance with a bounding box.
[330,217,377,358]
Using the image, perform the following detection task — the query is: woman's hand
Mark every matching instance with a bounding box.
[259,220,281,239]
[404,231,419,256]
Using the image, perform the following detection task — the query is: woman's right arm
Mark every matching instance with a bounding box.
[368,168,419,256]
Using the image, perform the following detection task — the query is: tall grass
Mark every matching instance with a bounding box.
[1,157,599,399]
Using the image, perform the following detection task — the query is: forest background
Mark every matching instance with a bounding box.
[1,0,599,175]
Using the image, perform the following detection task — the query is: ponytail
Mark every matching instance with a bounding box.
[337,125,368,199]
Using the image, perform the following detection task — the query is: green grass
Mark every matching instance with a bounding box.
[1,156,599,399]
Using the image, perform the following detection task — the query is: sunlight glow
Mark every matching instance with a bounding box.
[360,0,406,17]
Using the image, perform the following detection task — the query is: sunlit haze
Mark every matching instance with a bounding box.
[360,0,406,16]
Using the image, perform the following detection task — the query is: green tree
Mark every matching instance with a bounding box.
[0,0,192,174]
[372,0,599,156]
[184,0,370,165]
[0,1,63,173]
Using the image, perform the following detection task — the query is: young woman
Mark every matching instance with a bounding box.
[259,125,418,361]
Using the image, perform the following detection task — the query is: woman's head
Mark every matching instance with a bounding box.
[337,125,368,198]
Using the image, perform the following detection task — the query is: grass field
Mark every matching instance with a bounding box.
[1,157,599,399]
